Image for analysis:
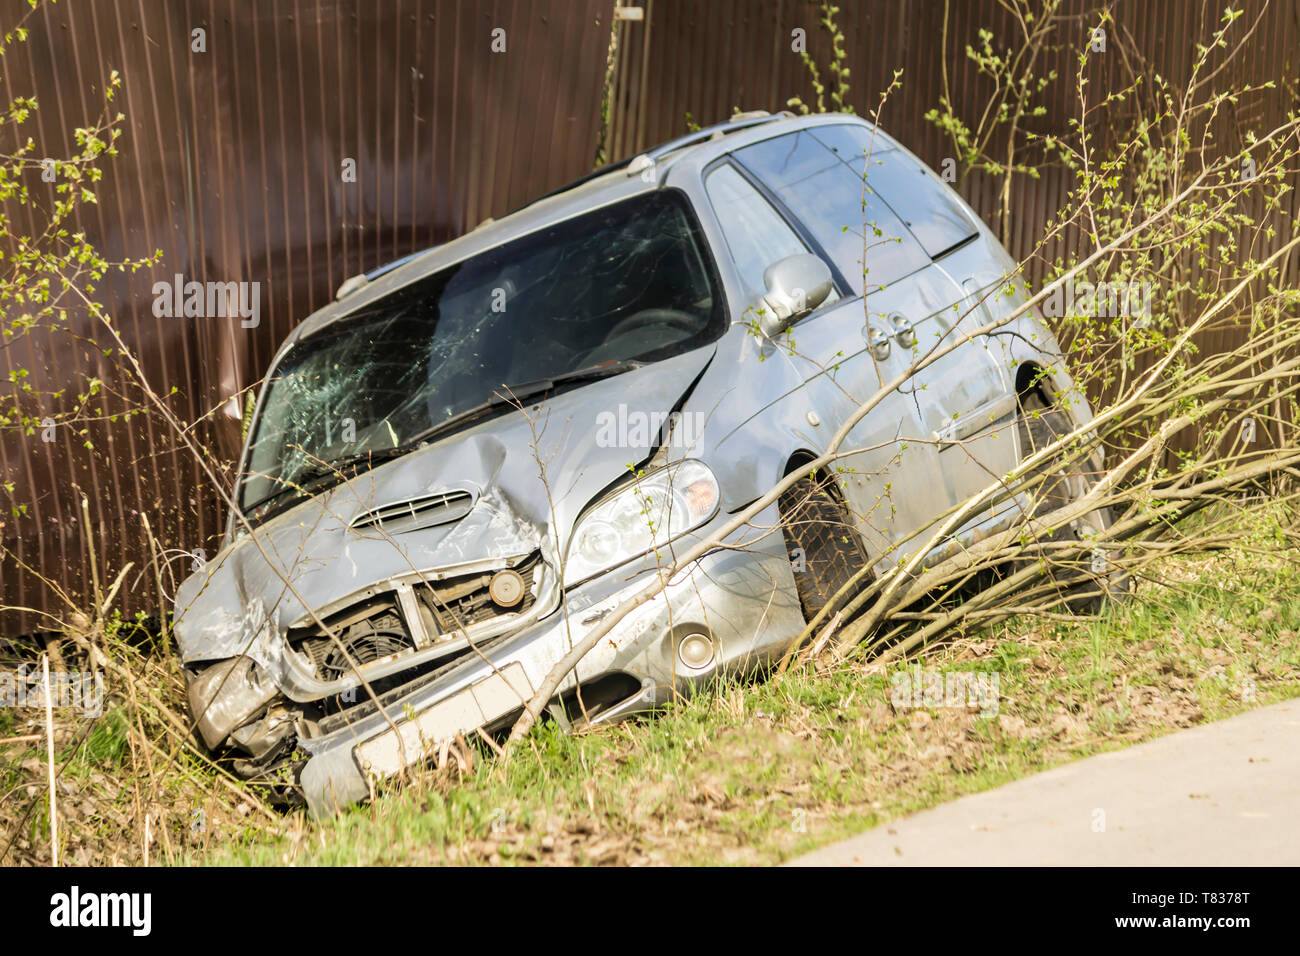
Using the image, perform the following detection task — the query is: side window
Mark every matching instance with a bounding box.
[809,122,897,176]
[704,163,810,297]
[813,123,979,258]
[735,130,930,294]
[862,151,978,259]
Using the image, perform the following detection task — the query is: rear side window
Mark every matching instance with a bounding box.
[734,129,929,294]
[862,152,978,258]
[704,163,810,296]
[812,124,978,257]
[809,123,897,175]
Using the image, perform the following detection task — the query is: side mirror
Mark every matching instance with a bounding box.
[759,253,833,336]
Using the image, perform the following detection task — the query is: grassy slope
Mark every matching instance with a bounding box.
[200,530,1300,866]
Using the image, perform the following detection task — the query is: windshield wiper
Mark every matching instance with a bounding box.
[298,445,412,482]
[243,445,413,521]
[399,360,644,449]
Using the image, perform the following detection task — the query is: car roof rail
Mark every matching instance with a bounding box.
[514,111,792,215]
[335,245,441,299]
[510,155,639,215]
[639,110,790,164]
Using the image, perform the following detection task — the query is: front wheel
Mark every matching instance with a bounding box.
[778,468,870,622]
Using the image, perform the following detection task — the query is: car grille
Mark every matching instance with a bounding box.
[414,552,542,633]
[296,609,413,683]
[289,552,543,684]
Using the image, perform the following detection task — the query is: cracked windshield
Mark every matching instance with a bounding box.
[240,190,724,520]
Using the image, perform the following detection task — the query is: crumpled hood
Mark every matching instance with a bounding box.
[173,346,715,663]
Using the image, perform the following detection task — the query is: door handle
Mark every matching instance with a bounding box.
[864,321,891,360]
[888,312,917,347]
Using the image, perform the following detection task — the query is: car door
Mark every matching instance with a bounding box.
[851,138,1021,516]
[816,124,1021,509]
[721,131,944,559]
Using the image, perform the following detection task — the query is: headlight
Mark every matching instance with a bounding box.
[564,460,720,586]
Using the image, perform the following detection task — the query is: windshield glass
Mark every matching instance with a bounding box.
[239,189,724,517]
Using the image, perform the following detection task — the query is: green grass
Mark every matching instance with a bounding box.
[200,536,1300,867]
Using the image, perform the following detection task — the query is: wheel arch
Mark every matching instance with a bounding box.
[1014,358,1094,428]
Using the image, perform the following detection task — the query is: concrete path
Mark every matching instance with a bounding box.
[791,699,1300,866]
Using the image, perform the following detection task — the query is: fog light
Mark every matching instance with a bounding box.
[489,569,526,607]
[678,632,715,670]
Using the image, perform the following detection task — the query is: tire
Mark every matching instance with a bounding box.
[778,469,871,621]
[1017,390,1129,612]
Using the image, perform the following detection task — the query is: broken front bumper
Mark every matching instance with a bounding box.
[297,502,802,815]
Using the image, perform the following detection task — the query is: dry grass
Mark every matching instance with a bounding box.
[0,618,277,866]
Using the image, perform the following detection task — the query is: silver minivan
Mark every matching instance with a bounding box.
[174,111,1109,813]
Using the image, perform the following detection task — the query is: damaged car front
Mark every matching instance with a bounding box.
[173,180,805,814]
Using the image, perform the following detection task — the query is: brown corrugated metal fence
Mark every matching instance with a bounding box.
[0,0,614,635]
[2,0,1297,635]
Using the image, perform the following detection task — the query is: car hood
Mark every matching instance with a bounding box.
[173,346,716,664]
